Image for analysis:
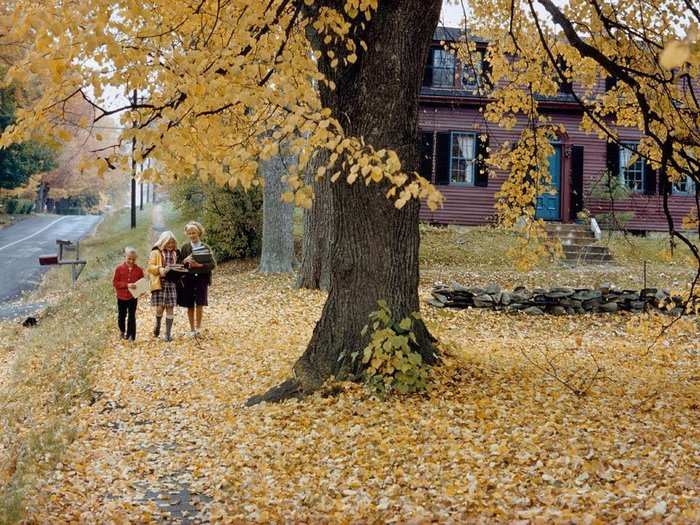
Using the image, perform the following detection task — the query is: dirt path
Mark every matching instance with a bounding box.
[151,202,167,240]
[124,200,212,523]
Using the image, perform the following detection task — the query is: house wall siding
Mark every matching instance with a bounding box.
[418,103,696,231]
[586,194,697,232]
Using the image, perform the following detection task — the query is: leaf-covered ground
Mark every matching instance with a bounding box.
[8,257,698,523]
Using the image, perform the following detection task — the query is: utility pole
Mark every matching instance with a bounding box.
[130,89,137,229]
[139,163,144,211]
[145,158,151,204]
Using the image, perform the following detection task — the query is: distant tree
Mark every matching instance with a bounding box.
[37,99,127,209]
[259,151,297,274]
[297,150,332,290]
[0,85,56,189]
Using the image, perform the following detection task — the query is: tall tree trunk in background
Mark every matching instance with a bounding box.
[35,181,47,213]
[296,150,331,290]
[248,0,441,404]
[259,154,297,273]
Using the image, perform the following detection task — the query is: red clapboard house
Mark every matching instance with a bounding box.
[418,28,697,232]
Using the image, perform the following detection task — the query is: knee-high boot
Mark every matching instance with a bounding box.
[153,315,163,337]
[164,317,174,342]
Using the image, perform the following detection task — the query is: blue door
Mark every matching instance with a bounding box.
[536,144,561,221]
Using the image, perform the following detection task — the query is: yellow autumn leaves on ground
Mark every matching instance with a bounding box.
[2,253,696,522]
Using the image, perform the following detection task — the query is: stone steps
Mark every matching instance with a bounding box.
[562,246,614,263]
[559,236,600,247]
[545,222,614,264]
[545,223,594,234]
[563,244,608,255]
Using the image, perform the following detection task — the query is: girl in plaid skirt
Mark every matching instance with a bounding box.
[147,231,180,342]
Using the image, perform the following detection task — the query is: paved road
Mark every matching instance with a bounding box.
[0,214,102,318]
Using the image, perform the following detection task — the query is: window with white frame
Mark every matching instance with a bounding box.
[450,133,476,185]
[619,143,644,192]
[673,175,696,194]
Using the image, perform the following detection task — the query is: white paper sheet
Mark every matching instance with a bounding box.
[130,277,150,298]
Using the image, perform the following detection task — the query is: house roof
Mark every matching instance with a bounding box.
[433,26,488,44]
[420,87,580,109]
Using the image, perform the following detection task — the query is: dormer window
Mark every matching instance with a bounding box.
[461,53,483,90]
[424,48,456,88]
[423,46,487,91]
[549,56,573,94]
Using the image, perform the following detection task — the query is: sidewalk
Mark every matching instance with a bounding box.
[151,202,167,240]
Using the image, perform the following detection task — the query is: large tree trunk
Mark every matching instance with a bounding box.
[259,154,297,273]
[296,150,331,290]
[248,0,441,404]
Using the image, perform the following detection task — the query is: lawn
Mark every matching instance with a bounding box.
[419,224,697,292]
[0,221,698,523]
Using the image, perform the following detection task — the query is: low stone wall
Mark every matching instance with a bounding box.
[428,282,686,315]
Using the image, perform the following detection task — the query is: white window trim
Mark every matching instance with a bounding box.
[673,175,696,194]
[449,132,477,186]
[619,142,645,193]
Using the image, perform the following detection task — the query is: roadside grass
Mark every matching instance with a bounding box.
[0,206,155,524]
[289,216,696,289]
[419,223,698,270]
[0,213,29,231]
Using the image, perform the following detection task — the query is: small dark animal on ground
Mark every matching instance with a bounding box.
[22,316,38,327]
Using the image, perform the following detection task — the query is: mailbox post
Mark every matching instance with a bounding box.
[39,239,87,286]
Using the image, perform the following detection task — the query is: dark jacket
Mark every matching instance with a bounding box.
[178,241,216,284]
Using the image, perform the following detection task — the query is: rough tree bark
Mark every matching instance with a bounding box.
[296,150,331,290]
[248,0,442,404]
[259,153,297,273]
[35,181,47,213]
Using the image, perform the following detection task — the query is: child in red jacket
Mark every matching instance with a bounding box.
[112,247,145,341]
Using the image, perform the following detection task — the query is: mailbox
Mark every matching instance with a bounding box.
[37,239,87,285]
[56,239,79,262]
[39,255,59,265]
